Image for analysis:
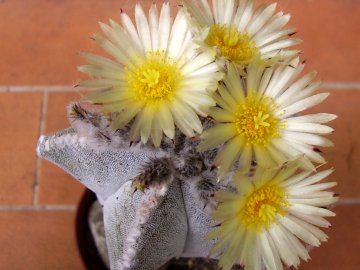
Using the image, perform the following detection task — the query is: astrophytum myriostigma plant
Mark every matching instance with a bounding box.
[37,1,338,270]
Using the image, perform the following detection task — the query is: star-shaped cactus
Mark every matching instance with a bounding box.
[37,104,225,270]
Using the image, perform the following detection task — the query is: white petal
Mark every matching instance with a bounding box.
[208,107,237,122]
[217,136,244,178]
[282,170,313,188]
[169,101,202,136]
[282,130,334,147]
[180,92,216,115]
[78,65,120,80]
[260,38,302,54]
[81,52,123,70]
[255,27,296,47]
[238,144,252,173]
[185,62,219,78]
[266,58,301,98]
[110,103,142,129]
[257,66,274,97]
[254,144,277,168]
[262,49,300,59]
[245,234,262,270]
[287,81,323,106]
[269,225,300,267]
[79,79,125,89]
[284,122,334,134]
[238,0,254,32]
[296,191,335,199]
[247,3,277,35]
[287,215,329,242]
[177,30,194,58]
[223,63,245,102]
[247,60,267,95]
[212,0,221,23]
[276,71,318,107]
[288,182,337,196]
[289,203,336,217]
[291,169,334,188]
[151,113,163,147]
[280,139,326,163]
[168,10,189,57]
[278,93,330,119]
[139,105,155,144]
[218,84,238,108]
[291,212,331,228]
[198,123,237,151]
[260,232,283,270]
[135,4,152,52]
[264,63,285,97]
[106,20,143,58]
[266,143,289,165]
[181,51,216,75]
[278,223,310,263]
[91,35,130,66]
[253,13,290,40]
[121,11,142,50]
[222,0,235,25]
[158,2,171,51]
[285,113,337,124]
[149,4,159,51]
[212,92,236,113]
[271,138,303,159]
[279,216,321,247]
[289,197,338,207]
[158,104,175,139]
[183,0,213,28]
[232,0,248,26]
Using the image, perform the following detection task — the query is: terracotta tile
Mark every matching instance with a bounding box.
[39,92,85,205]
[1,0,358,85]
[301,205,360,270]
[0,211,84,270]
[0,0,176,85]
[264,0,360,82]
[0,92,42,205]
[305,90,360,198]
[43,92,80,134]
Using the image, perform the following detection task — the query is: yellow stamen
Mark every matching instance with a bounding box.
[235,95,279,145]
[242,185,289,231]
[126,51,183,102]
[205,24,258,63]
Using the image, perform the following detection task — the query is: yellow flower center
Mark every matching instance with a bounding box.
[235,95,279,145]
[127,51,182,102]
[205,24,258,63]
[242,185,289,231]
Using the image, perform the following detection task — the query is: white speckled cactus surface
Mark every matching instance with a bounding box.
[37,1,339,270]
[37,123,222,270]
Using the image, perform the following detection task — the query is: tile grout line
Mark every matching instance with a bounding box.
[336,198,360,205]
[32,91,48,206]
[322,82,360,90]
[0,85,77,92]
[0,82,360,93]
[0,205,77,212]
[0,198,358,212]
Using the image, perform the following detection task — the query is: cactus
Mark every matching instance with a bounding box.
[37,104,229,270]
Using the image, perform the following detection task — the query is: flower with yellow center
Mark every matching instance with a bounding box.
[207,159,338,270]
[205,24,258,65]
[182,0,301,68]
[78,3,222,146]
[198,59,336,177]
